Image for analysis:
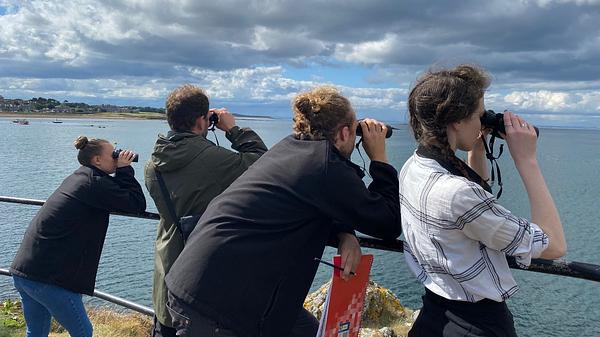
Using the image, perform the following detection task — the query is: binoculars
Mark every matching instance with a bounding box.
[356,121,394,138]
[112,149,139,162]
[481,110,539,139]
[209,112,219,126]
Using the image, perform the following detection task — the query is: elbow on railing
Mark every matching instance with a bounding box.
[540,242,567,260]
[377,224,402,241]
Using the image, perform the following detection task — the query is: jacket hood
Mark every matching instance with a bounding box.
[151,131,211,172]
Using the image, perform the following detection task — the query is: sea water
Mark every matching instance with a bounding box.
[0,117,599,336]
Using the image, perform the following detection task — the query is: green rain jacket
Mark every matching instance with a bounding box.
[144,126,267,326]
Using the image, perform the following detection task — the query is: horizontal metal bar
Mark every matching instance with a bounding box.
[92,290,153,316]
[0,195,159,220]
[0,268,153,316]
[2,195,600,283]
[356,236,600,282]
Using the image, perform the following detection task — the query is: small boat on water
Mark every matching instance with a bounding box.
[52,119,63,124]
[12,119,29,125]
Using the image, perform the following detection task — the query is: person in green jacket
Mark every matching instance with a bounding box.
[144,84,268,337]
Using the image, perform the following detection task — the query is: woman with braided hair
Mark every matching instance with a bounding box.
[399,64,566,336]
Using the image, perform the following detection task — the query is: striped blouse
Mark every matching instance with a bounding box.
[399,152,549,302]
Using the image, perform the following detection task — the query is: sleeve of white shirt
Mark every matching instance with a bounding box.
[449,179,549,268]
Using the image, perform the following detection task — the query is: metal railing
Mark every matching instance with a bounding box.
[1,195,599,316]
[0,268,154,316]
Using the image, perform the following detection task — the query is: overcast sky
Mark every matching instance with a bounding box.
[1,0,600,125]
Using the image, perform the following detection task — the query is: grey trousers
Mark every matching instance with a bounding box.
[167,291,319,337]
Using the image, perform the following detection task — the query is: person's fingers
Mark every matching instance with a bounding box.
[120,150,135,162]
[515,115,527,129]
[508,112,520,130]
[350,253,360,275]
[340,250,351,281]
[502,112,510,126]
[359,120,368,135]
[362,119,371,132]
[362,119,386,135]
[517,116,535,134]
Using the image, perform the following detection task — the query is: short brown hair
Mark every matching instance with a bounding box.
[73,136,109,166]
[292,86,354,142]
[165,84,209,131]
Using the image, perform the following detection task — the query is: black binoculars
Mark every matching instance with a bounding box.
[112,149,139,162]
[481,110,539,139]
[209,112,219,125]
[356,121,393,138]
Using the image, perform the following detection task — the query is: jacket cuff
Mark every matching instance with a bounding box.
[369,161,398,177]
[326,222,356,248]
[225,126,242,142]
[115,165,134,175]
[327,231,357,248]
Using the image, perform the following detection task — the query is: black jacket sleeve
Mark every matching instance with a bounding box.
[91,166,146,213]
[318,160,401,240]
[326,221,357,248]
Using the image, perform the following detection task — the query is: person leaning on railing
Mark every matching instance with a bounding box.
[164,86,402,337]
[399,64,566,337]
[10,136,146,337]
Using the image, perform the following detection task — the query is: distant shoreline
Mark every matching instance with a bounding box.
[0,111,275,121]
[0,111,165,120]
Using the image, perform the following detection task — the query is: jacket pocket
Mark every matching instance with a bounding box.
[259,278,284,335]
[166,302,191,336]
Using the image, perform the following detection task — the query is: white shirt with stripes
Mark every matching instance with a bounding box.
[399,152,549,302]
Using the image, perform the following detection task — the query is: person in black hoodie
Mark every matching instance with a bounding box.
[10,136,146,337]
[165,86,402,337]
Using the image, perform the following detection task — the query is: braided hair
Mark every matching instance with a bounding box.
[408,64,491,175]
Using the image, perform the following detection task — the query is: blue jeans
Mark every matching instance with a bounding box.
[12,276,93,337]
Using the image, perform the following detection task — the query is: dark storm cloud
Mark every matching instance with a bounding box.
[1,0,599,84]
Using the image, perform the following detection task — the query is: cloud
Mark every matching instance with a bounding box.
[502,90,600,113]
[334,34,400,65]
[535,0,600,7]
[0,66,405,119]
[1,0,600,120]
[3,0,596,80]
[504,90,573,111]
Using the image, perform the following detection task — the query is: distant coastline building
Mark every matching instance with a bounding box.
[0,95,164,114]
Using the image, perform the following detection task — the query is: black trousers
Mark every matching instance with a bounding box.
[152,315,177,337]
[166,291,319,337]
[409,289,518,337]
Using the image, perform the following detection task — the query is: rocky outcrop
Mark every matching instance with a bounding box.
[304,281,416,337]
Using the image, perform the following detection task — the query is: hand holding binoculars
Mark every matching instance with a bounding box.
[356,120,394,138]
[481,110,539,139]
[112,149,139,162]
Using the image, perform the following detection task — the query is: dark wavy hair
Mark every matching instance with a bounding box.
[292,86,354,142]
[408,64,491,161]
